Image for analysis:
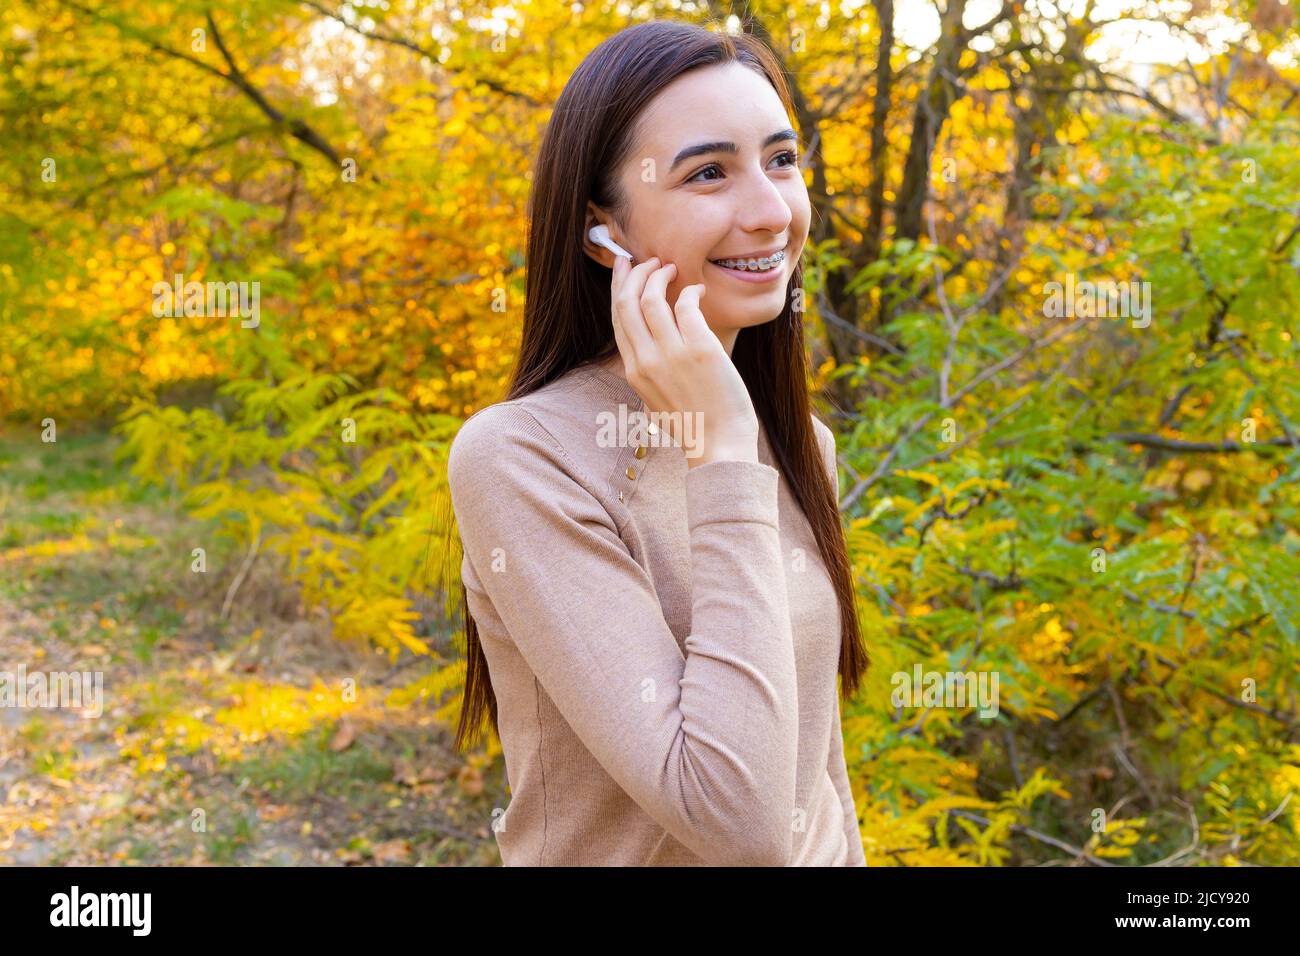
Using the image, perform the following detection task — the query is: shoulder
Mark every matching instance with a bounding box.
[809,414,840,498]
[448,368,585,467]
[810,414,835,465]
[446,398,571,502]
[446,401,578,542]
[447,390,626,546]
[448,401,528,476]
[447,373,613,508]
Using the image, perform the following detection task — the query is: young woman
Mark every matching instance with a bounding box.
[446,19,868,866]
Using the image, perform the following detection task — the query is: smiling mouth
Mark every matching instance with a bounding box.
[707,249,787,272]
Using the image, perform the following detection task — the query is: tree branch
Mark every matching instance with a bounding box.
[56,0,346,169]
[1107,432,1297,453]
[298,0,541,106]
[205,10,342,167]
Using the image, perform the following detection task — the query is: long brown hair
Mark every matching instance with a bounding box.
[448,18,868,751]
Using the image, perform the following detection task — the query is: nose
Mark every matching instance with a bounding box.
[735,165,793,238]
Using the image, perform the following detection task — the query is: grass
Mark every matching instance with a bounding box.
[0,426,501,867]
[236,726,395,803]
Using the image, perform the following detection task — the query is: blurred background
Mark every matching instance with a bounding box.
[0,0,1296,866]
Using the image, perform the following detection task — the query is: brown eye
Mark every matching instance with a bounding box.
[688,163,723,183]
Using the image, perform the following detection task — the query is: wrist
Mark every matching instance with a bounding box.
[686,435,759,469]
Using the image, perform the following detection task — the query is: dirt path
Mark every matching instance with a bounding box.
[0,430,502,866]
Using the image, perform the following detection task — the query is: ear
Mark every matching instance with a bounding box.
[582,202,627,268]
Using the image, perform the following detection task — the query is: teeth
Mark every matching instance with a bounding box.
[712,250,785,271]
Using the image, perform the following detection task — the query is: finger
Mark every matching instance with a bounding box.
[614,255,661,358]
[605,260,637,374]
[609,251,631,295]
[609,252,630,321]
[611,254,657,366]
[639,263,685,347]
[672,283,709,343]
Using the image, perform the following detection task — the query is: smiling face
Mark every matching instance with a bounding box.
[584,60,812,352]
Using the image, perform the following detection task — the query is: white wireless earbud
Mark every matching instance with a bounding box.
[588,224,634,262]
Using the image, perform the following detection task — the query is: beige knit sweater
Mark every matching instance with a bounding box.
[447,360,867,866]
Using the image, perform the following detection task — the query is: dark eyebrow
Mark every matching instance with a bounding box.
[668,128,798,173]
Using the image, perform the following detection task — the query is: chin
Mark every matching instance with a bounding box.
[711,302,788,331]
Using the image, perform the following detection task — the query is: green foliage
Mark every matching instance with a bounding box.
[832,100,1300,865]
[114,365,463,667]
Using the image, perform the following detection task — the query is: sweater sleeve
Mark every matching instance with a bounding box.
[447,403,799,867]
[828,691,867,866]
[813,416,867,866]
